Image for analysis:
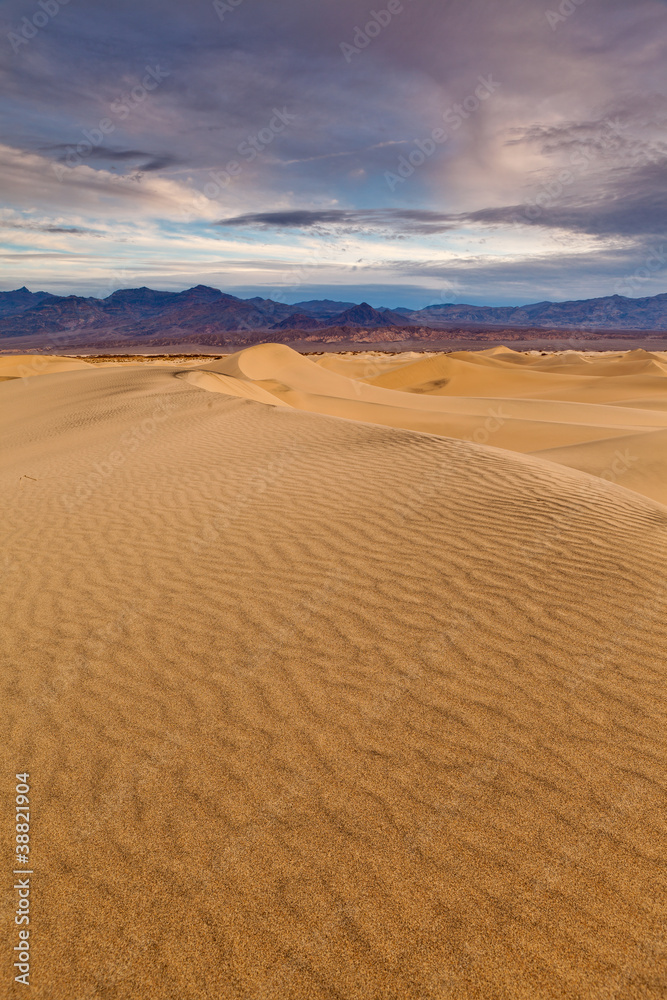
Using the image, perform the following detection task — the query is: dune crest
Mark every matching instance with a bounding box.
[187,344,667,503]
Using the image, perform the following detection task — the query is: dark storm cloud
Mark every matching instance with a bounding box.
[468,155,667,238]
[216,209,457,234]
[44,146,181,172]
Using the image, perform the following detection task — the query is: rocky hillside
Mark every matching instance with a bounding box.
[1,285,666,348]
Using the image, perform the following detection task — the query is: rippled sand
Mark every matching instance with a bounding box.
[1,346,666,999]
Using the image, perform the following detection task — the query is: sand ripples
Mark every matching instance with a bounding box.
[1,357,666,998]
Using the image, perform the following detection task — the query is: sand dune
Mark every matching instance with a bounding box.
[533,428,667,505]
[182,368,291,406]
[364,349,667,403]
[189,344,667,502]
[0,353,92,380]
[1,349,666,999]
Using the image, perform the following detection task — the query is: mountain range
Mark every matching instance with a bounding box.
[1,285,667,349]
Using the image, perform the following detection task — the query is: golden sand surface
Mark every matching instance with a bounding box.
[1,345,666,999]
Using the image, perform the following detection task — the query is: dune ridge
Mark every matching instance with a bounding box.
[186,344,667,504]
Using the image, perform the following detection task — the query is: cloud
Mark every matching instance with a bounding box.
[0,144,216,221]
[218,153,667,242]
[43,147,182,172]
[0,220,96,235]
[1,0,667,300]
[216,209,458,234]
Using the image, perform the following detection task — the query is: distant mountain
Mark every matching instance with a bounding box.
[333,302,405,327]
[272,312,325,330]
[410,293,667,330]
[0,294,109,337]
[103,287,181,314]
[0,286,57,318]
[0,285,295,341]
[1,285,667,348]
[245,296,300,322]
[293,299,358,318]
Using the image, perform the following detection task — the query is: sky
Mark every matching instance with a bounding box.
[0,0,666,308]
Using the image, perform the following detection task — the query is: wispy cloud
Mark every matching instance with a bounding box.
[0,220,97,235]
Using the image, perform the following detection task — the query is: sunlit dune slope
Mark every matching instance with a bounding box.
[0,354,91,380]
[364,348,667,402]
[189,343,667,502]
[1,363,666,999]
[2,343,665,501]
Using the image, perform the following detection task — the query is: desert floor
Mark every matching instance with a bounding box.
[1,345,666,999]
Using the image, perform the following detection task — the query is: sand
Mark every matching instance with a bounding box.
[193,344,667,504]
[1,346,666,999]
